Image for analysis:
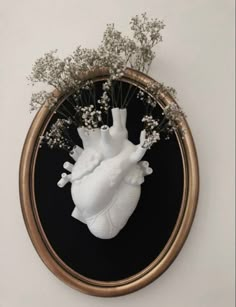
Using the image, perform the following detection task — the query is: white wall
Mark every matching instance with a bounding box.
[0,0,235,306]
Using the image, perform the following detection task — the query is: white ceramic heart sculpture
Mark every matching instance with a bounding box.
[57,108,153,239]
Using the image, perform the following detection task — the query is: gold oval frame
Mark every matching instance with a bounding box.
[19,68,199,297]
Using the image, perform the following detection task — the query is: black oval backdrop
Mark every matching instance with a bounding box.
[34,80,184,282]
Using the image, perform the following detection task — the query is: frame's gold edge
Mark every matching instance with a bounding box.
[19,67,199,297]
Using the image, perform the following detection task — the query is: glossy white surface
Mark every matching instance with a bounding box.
[0,0,234,306]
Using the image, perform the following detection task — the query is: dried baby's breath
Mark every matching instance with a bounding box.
[28,13,185,151]
[40,118,75,151]
[30,91,57,112]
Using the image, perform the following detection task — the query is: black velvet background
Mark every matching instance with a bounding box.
[34,81,184,282]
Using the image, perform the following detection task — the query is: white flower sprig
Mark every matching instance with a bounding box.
[40,118,75,151]
[142,131,160,149]
[163,103,186,137]
[142,115,160,148]
[141,102,186,146]
[137,90,156,108]
[76,105,102,129]
[146,81,177,100]
[129,13,165,73]
[97,91,110,112]
[30,91,57,112]
[142,115,159,131]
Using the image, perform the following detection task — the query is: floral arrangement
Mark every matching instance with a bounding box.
[28,13,186,152]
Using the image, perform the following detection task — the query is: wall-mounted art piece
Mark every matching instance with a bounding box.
[19,13,199,296]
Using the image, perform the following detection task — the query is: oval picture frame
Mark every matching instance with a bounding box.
[19,68,199,297]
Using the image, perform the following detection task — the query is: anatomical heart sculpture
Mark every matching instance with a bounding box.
[58,108,152,239]
[28,14,186,239]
